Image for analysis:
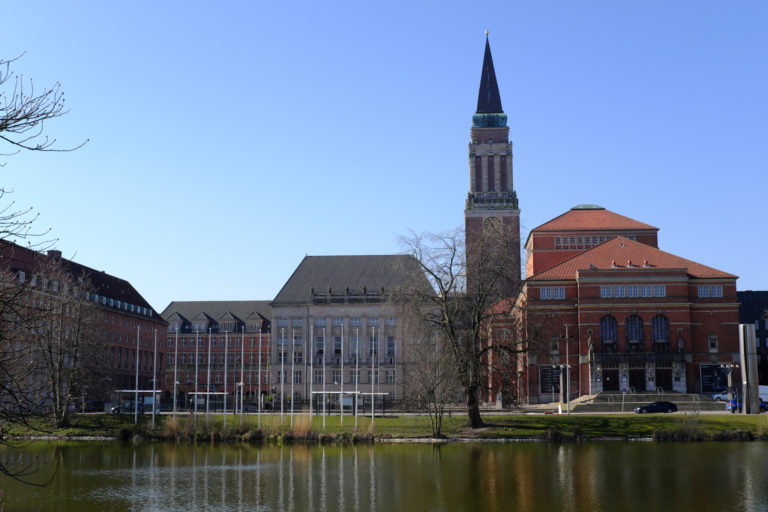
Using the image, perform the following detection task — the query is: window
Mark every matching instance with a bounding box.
[555,237,561,247]
[332,370,341,384]
[385,317,397,326]
[600,286,612,298]
[293,335,303,346]
[654,285,666,297]
[315,317,326,327]
[708,333,719,353]
[278,351,287,363]
[333,317,344,326]
[698,285,709,298]
[314,370,323,384]
[293,371,302,384]
[613,286,626,298]
[386,337,396,357]
[549,336,559,354]
[278,318,288,327]
[168,337,173,347]
[334,336,342,355]
[350,317,361,327]
[350,336,360,356]
[625,315,643,342]
[652,315,669,342]
[293,351,303,364]
[600,316,617,342]
[368,370,379,384]
[540,287,565,300]
[386,370,395,384]
[699,285,723,298]
[641,285,652,298]
[314,336,324,355]
[367,317,379,326]
[627,285,639,298]
[368,336,379,357]
[292,318,303,327]
[277,334,288,346]
[351,370,359,384]
[276,371,286,384]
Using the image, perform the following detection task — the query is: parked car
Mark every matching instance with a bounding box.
[634,401,677,414]
[111,403,144,414]
[711,390,729,401]
[726,398,768,413]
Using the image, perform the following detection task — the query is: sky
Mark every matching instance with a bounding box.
[2,1,766,312]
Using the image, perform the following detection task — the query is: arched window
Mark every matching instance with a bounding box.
[625,315,644,342]
[652,315,669,342]
[600,316,617,342]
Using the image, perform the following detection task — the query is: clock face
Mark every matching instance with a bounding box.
[483,216,502,235]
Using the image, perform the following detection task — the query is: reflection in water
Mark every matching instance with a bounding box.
[2,442,768,511]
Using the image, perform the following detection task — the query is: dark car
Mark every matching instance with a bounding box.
[634,401,677,414]
[111,403,144,414]
[726,398,768,413]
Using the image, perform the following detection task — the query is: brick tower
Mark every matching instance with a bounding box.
[464,35,521,296]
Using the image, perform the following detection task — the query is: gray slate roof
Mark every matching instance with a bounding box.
[272,255,433,305]
[161,300,272,325]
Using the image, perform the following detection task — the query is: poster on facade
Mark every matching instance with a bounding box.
[700,364,729,393]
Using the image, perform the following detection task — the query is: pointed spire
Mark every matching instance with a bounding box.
[476,34,503,114]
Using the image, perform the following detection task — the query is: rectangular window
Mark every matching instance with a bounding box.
[315,317,326,326]
[386,336,396,357]
[332,370,341,384]
[276,371,285,384]
[385,317,397,326]
[577,237,583,247]
[292,318,303,327]
[627,285,639,298]
[278,318,288,327]
[314,336,324,354]
[278,351,287,363]
[386,370,395,384]
[555,237,561,247]
[600,286,612,298]
[334,336,342,355]
[314,370,323,384]
[641,285,652,298]
[350,317,361,326]
[368,336,379,357]
[614,286,625,298]
[293,335,303,346]
[333,317,344,326]
[293,371,302,384]
[654,285,666,297]
[698,285,709,298]
[570,237,576,246]
[554,287,565,299]
[351,370,359,384]
[293,351,303,364]
[350,336,360,356]
[368,370,379,384]
[711,285,723,297]
[367,317,379,326]
[540,287,551,300]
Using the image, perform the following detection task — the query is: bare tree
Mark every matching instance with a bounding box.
[401,318,461,438]
[398,228,531,428]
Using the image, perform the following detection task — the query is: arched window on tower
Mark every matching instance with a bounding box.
[600,316,617,353]
[708,333,719,353]
[500,155,507,191]
[487,155,495,192]
[625,315,644,352]
[652,315,670,353]
[475,156,483,193]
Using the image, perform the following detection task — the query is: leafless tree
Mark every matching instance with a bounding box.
[398,228,532,428]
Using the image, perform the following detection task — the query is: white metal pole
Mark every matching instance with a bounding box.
[134,325,140,425]
[566,324,570,415]
[341,322,344,425]
[224,331,228,427]
[309,325,314,420]
[240,326,245,425]
[152,329,157,428]
[290,328,295,428]
[174,327,179,416]
[322,327,326,429]
[371,326,375,422]
[280,327,285,424]
[206,328,211,422]
[257,326,262,429]
[355,328,359,427]
[194,330,199,428]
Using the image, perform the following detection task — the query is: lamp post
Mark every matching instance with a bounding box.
[721,362,739,405]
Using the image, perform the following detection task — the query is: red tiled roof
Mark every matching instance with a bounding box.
[529,236,737,281]
[531,205,658,232]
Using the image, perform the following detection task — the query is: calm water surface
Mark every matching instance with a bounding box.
[1,441,767,511]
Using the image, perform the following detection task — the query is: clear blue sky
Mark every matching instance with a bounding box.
[3,2,766,311]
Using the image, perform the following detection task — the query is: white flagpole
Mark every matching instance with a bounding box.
[152,329,157,428]
[194,330,199,429]
[322,327,326,429]
[206,328,211,423]
[340,322,345,425]
[134,325,140,425]
[355,328,359,427]
[257,326,262,429]
[290,328,295,428]
[280,327,285,424]
[309,324,314,421]
[173,327,179,416]
[371,325,375,422]
[240,326,245,425]
[224,330,229,427]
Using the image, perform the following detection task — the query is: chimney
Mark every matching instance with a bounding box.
[47,250,62,260]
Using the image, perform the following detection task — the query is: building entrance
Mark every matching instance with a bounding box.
[603,369,620,391]
[656,369,673,390]
[629,369,645,391]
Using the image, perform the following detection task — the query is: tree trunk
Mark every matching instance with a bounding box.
[465,384,484,428]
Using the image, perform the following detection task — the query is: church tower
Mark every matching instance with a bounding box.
[464,35,521,296]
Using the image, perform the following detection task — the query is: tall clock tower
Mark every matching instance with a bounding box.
[464,35,521,296]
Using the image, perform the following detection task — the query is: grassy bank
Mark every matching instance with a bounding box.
[6,412,768,443]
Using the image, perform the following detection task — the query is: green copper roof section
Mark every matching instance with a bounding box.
[473,35,506,128]
[571,204,605,210]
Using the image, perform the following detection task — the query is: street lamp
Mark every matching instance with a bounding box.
[720,363,739,405]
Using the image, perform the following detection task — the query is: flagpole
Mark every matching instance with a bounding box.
[240,325,245,425]
[371,325,375,422]
[224,330,229,427]
[194,330,199,429]
[173,327,179,416]
[280,327,285,424]
[322,327,326,429]
[257,326,262,429]
[290,328,295,428]
[152,329,157,428]
[206,328,211,423]
[309,324,314,421]
[355,327,359,427]
[134,325,140,425]
[340,322,344,425]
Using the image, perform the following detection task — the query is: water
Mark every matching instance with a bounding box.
[1,441,767,511]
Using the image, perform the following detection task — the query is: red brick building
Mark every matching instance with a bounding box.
[501,213,740,403]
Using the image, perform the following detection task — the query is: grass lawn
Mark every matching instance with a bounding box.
[6,410,768,442]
